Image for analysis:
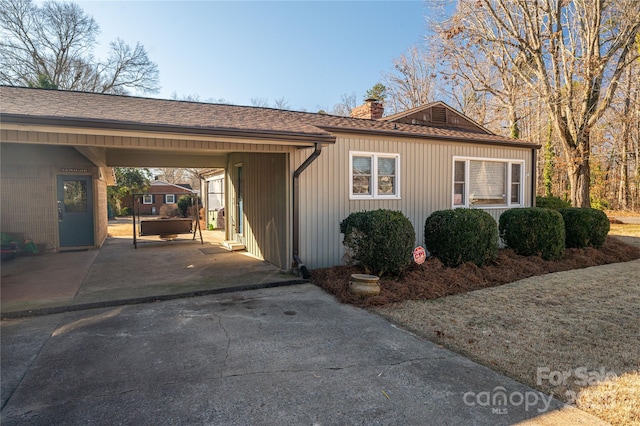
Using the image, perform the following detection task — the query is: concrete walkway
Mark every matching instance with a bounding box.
[0,284,604,425]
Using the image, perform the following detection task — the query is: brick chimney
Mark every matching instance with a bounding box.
[350,98,384,120]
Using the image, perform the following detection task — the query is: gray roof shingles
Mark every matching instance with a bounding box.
[1,86,537,147]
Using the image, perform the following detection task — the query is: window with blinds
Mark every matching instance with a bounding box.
[469,160,506,205]
[453,157,524,207]
[350,152,400,199]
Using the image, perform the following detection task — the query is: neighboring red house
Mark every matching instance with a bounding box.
[137,180,197,215]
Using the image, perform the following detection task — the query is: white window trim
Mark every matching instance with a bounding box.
[165,194,175,204]
[452,156,524,209]
[349,151,401,200]
[142,194,153,205]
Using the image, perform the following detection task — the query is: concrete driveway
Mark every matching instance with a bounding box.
[1,284,602,425]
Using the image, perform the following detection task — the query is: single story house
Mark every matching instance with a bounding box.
[135,179,197,216]
[0,86,539,270]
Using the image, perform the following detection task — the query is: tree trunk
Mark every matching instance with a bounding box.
[618,69,633,209]
[508,105,519,139]
[566,140,591,208]
[543,122,554,197]
[618,138,629,209]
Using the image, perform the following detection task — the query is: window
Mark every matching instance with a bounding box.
[142,194,153,204]
[350,152,400,199]
[165,194,175,204]
[453,157,524,207]
[63,180,88,213]
[511,163,522,204]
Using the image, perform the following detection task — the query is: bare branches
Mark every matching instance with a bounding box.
[0,0,159,94]
[435,0,640,206]
[382,45,439,115]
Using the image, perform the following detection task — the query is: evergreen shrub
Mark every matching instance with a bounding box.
[499,208,565,260]
[340,209,415,276]
[424,209,498,267]
[558,208,610,248]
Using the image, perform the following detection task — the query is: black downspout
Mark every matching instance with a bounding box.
[292,142,322,279]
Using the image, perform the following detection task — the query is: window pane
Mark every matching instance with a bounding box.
[454,183,465,205]
[353,176,371,194]
[352,156,372,195]
[511,183,521,203]
[63,180,87,213]
[378,157,396,176]
[377,157,396,195]
[511,164,521,204]
[512,163,521,183]
[353,156,371,175]
[469,161,506,205]
[378,176,395,195]
[454,161,465,182]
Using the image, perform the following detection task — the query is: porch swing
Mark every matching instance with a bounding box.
[132,193,204,248]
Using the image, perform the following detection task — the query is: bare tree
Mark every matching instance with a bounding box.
[436,13,533,139]
[329,92,357,117]
[0,0,159,94]
[438,0,640,207]
[383,45,439,115]
[273,97,290,110]
[250,97,269,107]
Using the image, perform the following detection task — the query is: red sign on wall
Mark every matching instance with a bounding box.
[413,246,426,265]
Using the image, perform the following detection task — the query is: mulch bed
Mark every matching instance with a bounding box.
[311,236,640,308]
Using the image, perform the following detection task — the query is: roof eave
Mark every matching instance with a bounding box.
[318,125,541,149]
[1,114,337,145]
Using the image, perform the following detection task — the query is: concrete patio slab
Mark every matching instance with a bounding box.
[1,227,303,317]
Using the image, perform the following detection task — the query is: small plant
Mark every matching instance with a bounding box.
[340,209,415,276]
[536,196,571,210]
[177,195,192,217]
[424,209,498,267]
[558,208,610,248]
[499,208,565,260]
[119,207,132,216]
[590,198,610,211]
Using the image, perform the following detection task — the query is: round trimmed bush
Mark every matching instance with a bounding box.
[424,209,498,268]
[340,209,415,276]
[558,208,610,248]
[499,208,565,260]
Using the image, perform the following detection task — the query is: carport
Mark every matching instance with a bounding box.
[0,86,335,272]
[0,220,307,316]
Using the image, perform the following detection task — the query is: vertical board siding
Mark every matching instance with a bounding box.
[0,143,98,249]
[226,152,289,269]
[293,136,534,269]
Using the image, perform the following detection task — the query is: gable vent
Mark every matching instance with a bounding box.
[432,106,447,125]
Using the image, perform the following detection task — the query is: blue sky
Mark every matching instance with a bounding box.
[77,1,451,111]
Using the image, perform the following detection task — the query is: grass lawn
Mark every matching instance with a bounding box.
[312,222,640,425]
